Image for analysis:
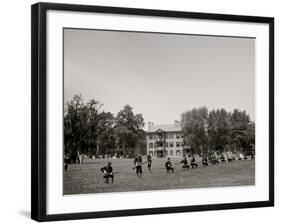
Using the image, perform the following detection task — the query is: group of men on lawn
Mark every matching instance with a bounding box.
[100,154,202,184]
[64,151,253,184]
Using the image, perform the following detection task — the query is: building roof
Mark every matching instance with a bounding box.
[146,123,182,133]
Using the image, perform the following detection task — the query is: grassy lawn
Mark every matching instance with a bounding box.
[63,157,255,195]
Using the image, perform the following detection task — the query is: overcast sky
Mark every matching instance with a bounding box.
[64,28,255,125]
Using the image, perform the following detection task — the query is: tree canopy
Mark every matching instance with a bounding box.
[64,96,145,160]
[115,105,145,155]
[180,107,208,154]
[181,107,254,154]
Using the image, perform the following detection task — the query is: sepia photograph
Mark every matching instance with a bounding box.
[63,28,255,195]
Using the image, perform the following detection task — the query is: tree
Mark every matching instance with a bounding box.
[230,109,254,153]
[64,95,88,162]
[64,95,115,161]
[208,109,231,152]
[180,107,208,154]
[95,111,116,155]
[115,105,145,156]
[180,107,254,155]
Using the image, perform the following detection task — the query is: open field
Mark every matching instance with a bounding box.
[63,158,255,195]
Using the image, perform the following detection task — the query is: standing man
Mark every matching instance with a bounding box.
[147,153,152,172]
[134,154,143,179]
[165,157,174,173]
[64,154,70,171]
[100,161,114,184]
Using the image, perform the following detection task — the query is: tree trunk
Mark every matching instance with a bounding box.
[96,143,100,155]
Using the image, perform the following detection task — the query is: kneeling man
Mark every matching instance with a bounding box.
[165,157,174,173]
[100,161,114,184]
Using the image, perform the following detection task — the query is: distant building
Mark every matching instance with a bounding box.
[146,121,188,157]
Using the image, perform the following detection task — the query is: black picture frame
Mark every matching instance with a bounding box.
[31,2,274,222]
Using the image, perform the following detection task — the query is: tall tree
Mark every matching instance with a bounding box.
[180,107,208,154]
[64,95,115,160]
[115,105,145,156]
[208,109,231,152]
[230,109,254,153]
[64,95,88,162]
[95,111,115,155]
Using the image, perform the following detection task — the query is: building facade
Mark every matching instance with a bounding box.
[146,122,187,157]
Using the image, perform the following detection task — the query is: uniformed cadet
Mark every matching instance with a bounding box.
[220,154,226,163]
[238,153,243,160]
[64,154,70,171]
[191,155,198,168]
[165,157,174,173]
[251,150,255,159]
[210,154,219,165]
[147,154,152,172]
[227,156,233,162]
[134,154,143,179]
[100,161,114,184]
[181,155,189,170]
[202,156,208,167]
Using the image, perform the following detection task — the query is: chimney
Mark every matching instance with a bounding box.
[148,121,153,130]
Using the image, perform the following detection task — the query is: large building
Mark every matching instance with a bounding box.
[146,121,187,157]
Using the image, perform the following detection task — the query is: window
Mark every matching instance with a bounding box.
[157,142,163,147]
[154,143,157,148]
[149,143,153,148]
[149,134,153,140]
[170,133,174,139]
[167,133,173,139]
[157,133,163,139]
[165,133,169,139]
[170,142,174,147]
[181,141,184,146]
[176,133,180,139]
[149,151,153,156]
[165,142,169,147]
[181,133,184,138]
[176,150,181,156]
[176,142,180,147]
[170,150,173,156]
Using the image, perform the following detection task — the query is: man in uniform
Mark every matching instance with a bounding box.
[100,161,114,184]
[251,150,255,160]
[220,154,226,163]
[147,153,152,172]
[191,155,198,168]
[181,155,189,170]
[210,153,219,165]
[134,154,143,179]
[64,154,70,171]
[165,157,174,173]
[238,153,243,160]
[202,155,208,167]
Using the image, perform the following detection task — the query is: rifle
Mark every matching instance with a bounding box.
[103,171,120,175]
[132,161,148,169]
[191,161,200,164]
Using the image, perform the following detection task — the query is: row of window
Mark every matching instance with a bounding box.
[148,141,184,148]
[148,150,181,156]
[148,133,184,140]
[170,150,181,156]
